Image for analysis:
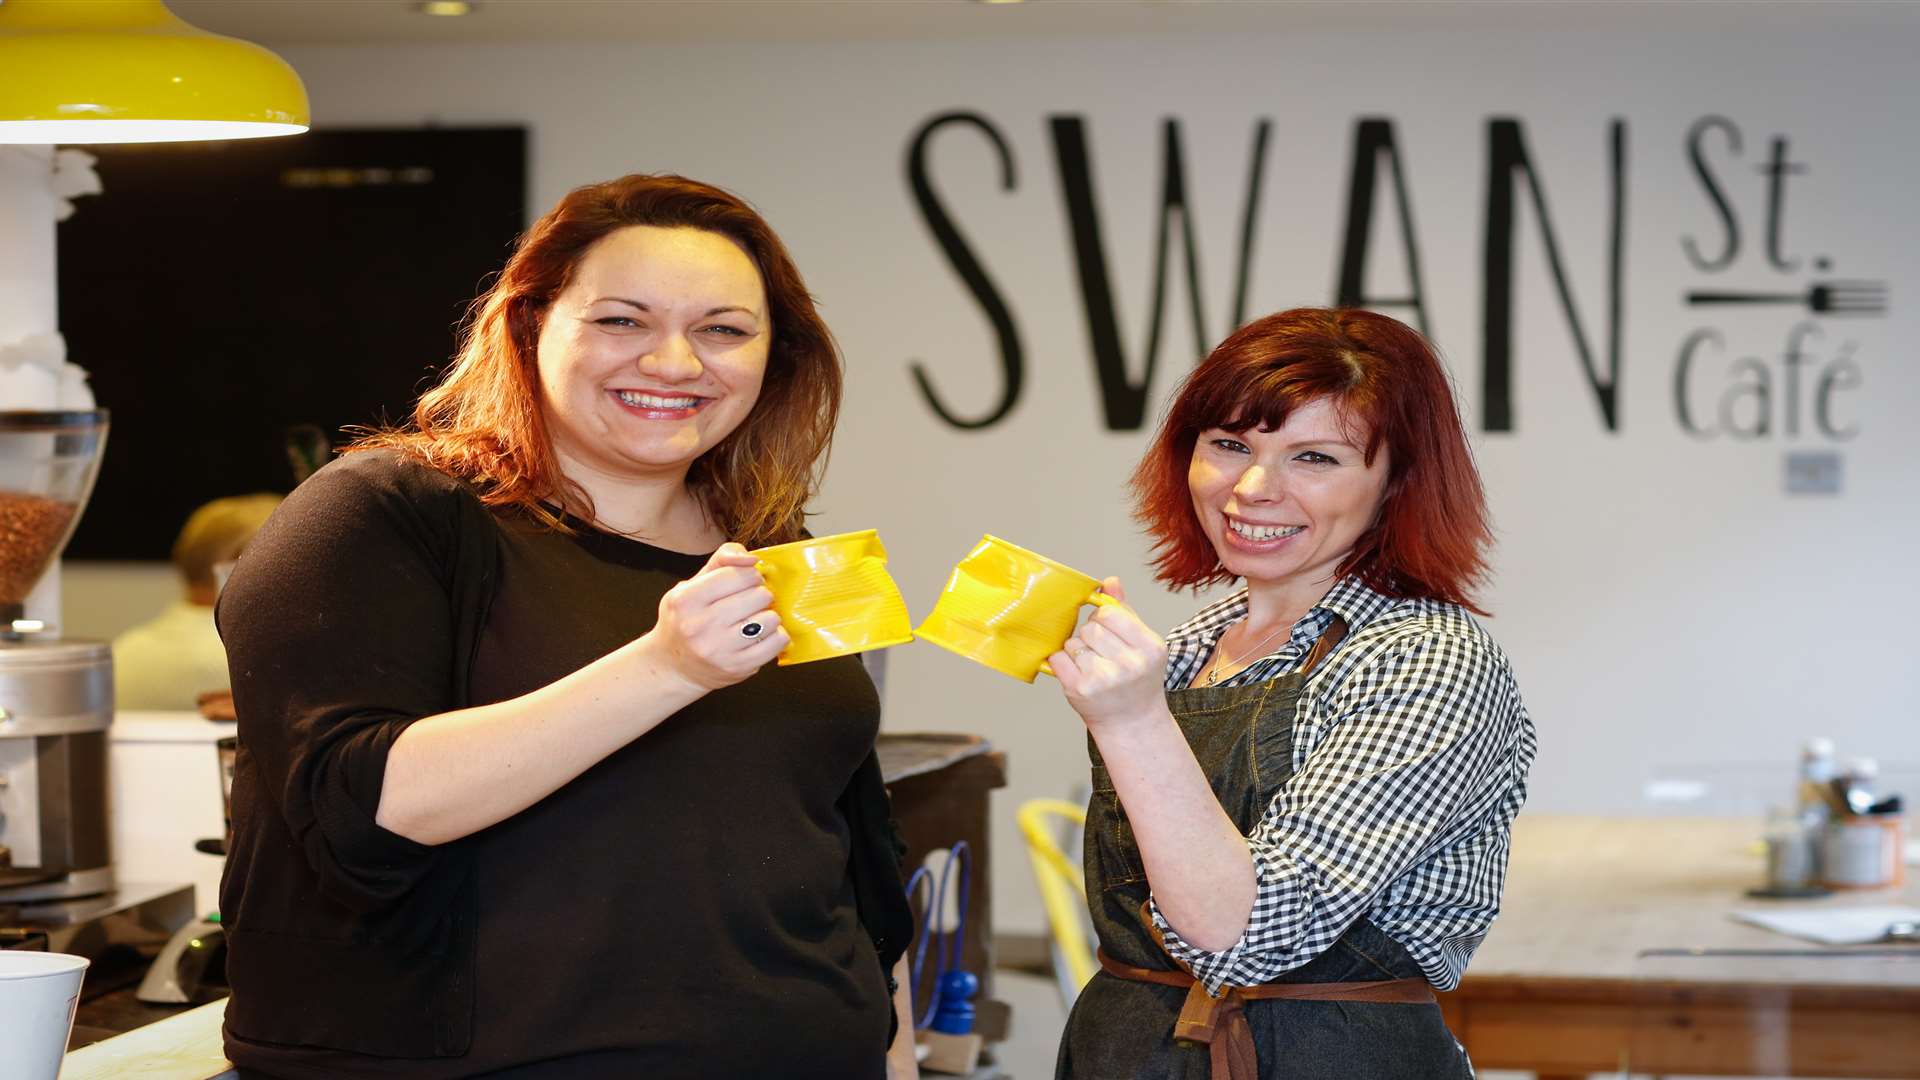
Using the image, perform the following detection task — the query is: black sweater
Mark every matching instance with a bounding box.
[216,450,912,1079]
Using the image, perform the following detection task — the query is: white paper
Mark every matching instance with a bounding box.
[1731,904,1920,946]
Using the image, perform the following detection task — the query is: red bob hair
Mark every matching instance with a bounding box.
[1131,307,1492,611]
[351,174,840,548]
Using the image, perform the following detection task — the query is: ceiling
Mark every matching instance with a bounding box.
[164,0,1920,47]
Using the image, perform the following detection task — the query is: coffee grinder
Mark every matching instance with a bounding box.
[0,409,114,904]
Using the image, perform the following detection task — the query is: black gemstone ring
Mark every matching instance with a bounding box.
[740,621,764,639]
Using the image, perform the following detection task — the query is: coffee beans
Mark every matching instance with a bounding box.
[0,491,78,605]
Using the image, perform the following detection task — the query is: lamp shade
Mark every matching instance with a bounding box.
[0,0,309,144]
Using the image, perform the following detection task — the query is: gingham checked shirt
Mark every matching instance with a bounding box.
[1147,575,1536,994]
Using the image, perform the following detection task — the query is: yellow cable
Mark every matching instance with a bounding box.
[1016,798,1097,992]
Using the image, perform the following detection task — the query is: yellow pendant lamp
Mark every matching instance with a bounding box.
[0,0,309,144]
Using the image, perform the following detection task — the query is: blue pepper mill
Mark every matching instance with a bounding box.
[929,969,978,1035]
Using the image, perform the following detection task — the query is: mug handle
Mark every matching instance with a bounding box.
[1036,589,1122,679]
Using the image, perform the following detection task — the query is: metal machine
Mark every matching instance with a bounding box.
[0,409,114,905]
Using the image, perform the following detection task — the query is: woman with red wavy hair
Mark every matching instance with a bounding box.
[218,175,917,1079]
[1049,308,1536,1079]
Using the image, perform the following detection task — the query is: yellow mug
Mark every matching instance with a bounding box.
[914,534,1118,683]
[751,529,915,666]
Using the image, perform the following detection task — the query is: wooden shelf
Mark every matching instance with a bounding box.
[880,733,1010,1044]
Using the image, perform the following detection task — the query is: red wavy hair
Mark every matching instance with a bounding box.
[350,174,841,548]
[1132,308,1492,612]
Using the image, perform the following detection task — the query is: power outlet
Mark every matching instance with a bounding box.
[1784,451,1842,495]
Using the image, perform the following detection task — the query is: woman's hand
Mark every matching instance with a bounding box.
[645,543,788,691]
[1047,578,1169,733]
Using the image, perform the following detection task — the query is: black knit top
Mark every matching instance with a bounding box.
[217,449,908,1079]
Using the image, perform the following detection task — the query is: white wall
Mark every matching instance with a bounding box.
[72,28,1920,933]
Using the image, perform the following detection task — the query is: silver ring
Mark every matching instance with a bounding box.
[740,621,764,639]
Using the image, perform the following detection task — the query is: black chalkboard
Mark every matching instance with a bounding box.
[57,127,526,559]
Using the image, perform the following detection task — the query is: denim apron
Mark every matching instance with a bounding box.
[1056,619,1473,1080]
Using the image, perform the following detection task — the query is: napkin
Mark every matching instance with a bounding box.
[1730,904,1920,946]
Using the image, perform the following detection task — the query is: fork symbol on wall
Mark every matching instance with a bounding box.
[1685,281,1887,316]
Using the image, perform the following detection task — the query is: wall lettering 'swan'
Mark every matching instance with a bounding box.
[904,113,1875,441]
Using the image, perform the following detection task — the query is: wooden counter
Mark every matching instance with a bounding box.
[1439,815,1920,1078]
[61,998,233,1080]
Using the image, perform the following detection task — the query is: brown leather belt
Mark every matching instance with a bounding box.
[1097,948,1436,1080]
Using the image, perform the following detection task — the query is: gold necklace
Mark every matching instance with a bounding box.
[1201,617,1290,686]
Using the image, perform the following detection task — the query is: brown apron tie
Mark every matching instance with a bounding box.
[1097,948,1435,1080]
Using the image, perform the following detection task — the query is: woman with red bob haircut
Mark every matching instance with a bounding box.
[1048,308,1536,1079]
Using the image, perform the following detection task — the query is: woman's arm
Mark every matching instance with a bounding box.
[1048,580,1259,951]
[374,544,787,845]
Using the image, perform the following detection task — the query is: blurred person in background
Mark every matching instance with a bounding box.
[112,493,282,711]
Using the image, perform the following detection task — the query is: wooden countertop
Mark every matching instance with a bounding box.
[877,731,995,782]
[62,998,233,1080]
[1471,814,1919,984]
[1440,815,1920,1078]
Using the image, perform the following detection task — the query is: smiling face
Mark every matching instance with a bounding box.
[534,224,771,493]
[1187,395,1392,600]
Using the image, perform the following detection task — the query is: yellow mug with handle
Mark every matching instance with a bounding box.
[914,534,1118,683]
[751,529,915,666]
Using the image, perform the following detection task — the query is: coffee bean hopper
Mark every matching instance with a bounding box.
[0,409,114,903]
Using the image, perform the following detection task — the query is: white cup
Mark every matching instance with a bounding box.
[1820,815,1904,889]
[0,951,90,1080]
